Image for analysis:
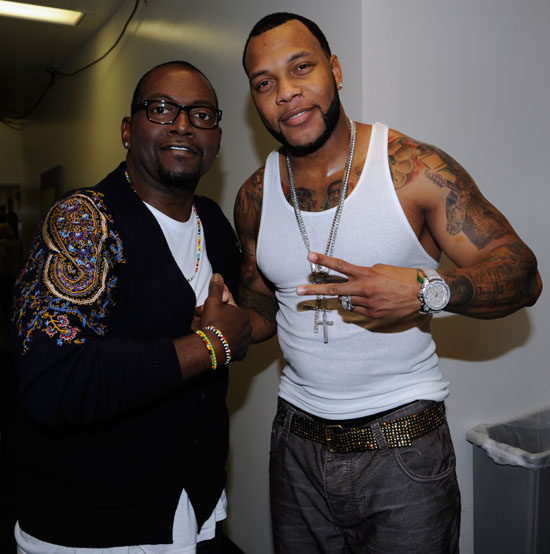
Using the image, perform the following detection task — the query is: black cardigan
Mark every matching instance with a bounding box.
[11,163,240,547]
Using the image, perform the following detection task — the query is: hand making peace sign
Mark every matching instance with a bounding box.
[296,252,424,320]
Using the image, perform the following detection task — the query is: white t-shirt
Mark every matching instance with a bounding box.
[145,201,213,305]
[15,491,227,554]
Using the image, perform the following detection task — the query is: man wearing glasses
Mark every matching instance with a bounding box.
[11,61,251,553]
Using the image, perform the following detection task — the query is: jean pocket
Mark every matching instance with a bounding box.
[394,422,456,482]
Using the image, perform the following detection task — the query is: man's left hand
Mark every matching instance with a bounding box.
[296,252,423,319]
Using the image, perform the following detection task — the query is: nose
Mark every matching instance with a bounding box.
[170,109,195,134]
[276,77,302,104]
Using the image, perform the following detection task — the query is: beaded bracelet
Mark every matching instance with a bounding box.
[196,330,217,371]
[416,268,424,284]
[204,325,232,365]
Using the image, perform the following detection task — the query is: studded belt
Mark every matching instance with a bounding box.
[276,401,446,453]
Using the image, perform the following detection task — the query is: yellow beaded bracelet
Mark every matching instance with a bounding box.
[195,329,217,371]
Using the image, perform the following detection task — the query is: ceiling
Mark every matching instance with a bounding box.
[0,0,128,121]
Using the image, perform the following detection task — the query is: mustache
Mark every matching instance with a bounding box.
[263,88,341,157]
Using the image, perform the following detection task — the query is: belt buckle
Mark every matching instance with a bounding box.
[324,424,344,453]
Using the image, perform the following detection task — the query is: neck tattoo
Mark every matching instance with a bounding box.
[286,118,356,343]
[124,169,202,283]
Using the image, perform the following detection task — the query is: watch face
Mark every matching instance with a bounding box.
[425,282,450,311]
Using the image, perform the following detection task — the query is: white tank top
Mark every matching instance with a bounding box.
[257,122,449,419]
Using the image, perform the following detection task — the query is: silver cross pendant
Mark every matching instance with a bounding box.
[313,297,333,344]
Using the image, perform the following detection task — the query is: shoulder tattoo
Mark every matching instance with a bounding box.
[389,137,511,250]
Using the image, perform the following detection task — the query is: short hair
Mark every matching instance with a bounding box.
[242,12,332,72]
[130,61,218,115]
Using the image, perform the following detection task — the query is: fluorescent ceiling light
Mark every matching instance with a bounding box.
[0,1,84,25]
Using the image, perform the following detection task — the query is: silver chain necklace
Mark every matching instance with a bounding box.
[286,117,356,343]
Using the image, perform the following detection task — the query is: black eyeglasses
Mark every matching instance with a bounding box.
[133,100,222,129]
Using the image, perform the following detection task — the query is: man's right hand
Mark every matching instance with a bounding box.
[200,274,252,361]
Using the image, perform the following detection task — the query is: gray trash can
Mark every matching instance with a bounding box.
[466,408,550,554]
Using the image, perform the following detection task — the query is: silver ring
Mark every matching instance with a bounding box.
[340,295,354,311]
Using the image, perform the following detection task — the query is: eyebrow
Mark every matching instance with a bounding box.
[248,51,313,82]
[145,93,217,108]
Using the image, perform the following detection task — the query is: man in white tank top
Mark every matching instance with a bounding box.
[235,12,542,554]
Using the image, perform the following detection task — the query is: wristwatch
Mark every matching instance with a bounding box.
[418,268,451,313]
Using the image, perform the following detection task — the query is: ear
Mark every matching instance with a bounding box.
[329,55,343,87]
[216,127,222,157]
[121,116,131,149]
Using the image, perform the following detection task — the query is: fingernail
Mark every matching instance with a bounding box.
[296,287,306,295]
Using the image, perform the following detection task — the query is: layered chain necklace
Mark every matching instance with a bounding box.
[286,118,356,343]
[124,169,202,282]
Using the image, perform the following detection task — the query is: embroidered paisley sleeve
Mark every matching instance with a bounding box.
[13,191,125,353]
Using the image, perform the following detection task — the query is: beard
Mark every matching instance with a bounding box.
[264,84,342,157]
[156,160,201,192]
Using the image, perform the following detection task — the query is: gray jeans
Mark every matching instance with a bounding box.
[270,399,460,554]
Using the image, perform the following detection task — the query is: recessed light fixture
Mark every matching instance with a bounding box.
[0,1,84,26]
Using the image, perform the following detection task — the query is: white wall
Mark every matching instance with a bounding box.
[363,1,550,552]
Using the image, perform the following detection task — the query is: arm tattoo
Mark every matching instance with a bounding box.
[238,282,278,325]
[236,167,278,326]
[444,242,541,317]
[235,168,265,242]
[236,168,264,226]
[239,247,277,325]
[389,137,511,250]
[387,136,541,316]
